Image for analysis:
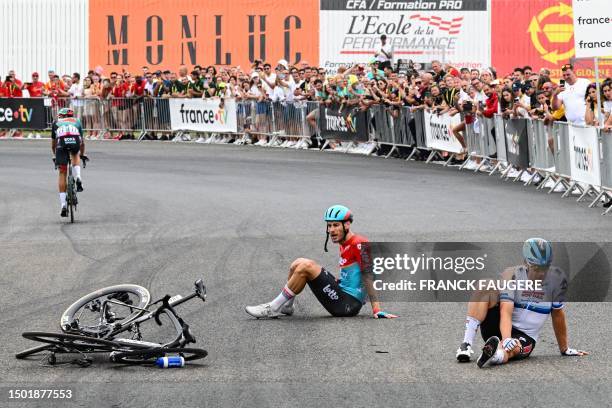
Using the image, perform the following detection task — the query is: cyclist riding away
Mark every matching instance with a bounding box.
[245,205,398,319]
[51,107,85,217]
[455,238,588,367]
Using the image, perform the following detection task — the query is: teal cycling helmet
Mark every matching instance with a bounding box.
[522,238,552,266]
[323,205,353,252]
[58,107,74,118]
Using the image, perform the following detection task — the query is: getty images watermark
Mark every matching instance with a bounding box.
[372,252,542,292]
[365,242,612,302]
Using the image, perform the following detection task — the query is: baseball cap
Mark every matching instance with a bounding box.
[512,81,522,92]
[522,83,533,92]
[277,59,289,70]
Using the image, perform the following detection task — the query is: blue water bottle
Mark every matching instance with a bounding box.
[155,356,185,368]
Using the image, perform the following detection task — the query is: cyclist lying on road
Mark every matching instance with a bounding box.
[246,205,397,319]
[456,238,588,368]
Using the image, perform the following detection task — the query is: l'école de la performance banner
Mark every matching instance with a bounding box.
[505,119,530,168]
[0,98,47,130]
[319,104,368,142]
[423,110,463,153]
[89,0,318,74]
[319,0,490,73]
[568,125,601,186]
[169,98,237,133]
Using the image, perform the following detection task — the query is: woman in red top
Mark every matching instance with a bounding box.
[111,74,129,139]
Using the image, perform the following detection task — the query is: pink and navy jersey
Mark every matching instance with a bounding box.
[338,234,370,303]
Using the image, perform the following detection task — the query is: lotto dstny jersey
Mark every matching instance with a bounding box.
[338,234,371,303]
[51,117,83,140]
[499,265,568,341]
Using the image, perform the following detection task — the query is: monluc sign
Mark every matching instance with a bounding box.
[106,14,306,66]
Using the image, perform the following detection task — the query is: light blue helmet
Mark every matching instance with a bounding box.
[324,205,353,223]
[323,205,353,252]
[522,238,552,266]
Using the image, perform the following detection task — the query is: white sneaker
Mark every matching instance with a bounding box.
[195,137,205,143]
[463,160,477,170]
[456,342,474,362]
[280,303,295,316]
[245,303,281,319]
[181,134,192,142]
[520,172,533,182]
[507,168,521,178]
[543,179,565,192]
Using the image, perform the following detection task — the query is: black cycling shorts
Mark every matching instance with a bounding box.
[307,268,362,317]
[55,135,82,166]
[480,305,536,360]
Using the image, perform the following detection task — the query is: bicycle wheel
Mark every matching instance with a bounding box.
[15,344,54,359]
[60,284,150,336]
[22,332,123,353]
[110,347,208,365]
[67,174,75,223]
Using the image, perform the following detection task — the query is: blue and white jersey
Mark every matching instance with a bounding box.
[499,265,568,341]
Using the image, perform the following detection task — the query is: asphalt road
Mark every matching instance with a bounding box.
[1,140,611,408]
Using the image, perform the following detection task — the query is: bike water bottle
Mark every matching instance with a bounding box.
[155,356,185,368]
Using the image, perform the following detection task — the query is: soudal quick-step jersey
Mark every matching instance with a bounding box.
[338,234,370,303]
[499,265,568,341]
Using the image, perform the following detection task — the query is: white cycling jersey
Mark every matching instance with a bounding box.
[499,265,567,341]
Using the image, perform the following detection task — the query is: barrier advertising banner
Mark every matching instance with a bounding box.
[491,0,612,79]
[319,0,490,73]
[572,0,612,58]
[319,104,368,142]
[568,125,601,186]
[424,111,463,153]
[0,98,47,130]
[169,98,237,133]
[89,0,319,74]
[505,119,530,168]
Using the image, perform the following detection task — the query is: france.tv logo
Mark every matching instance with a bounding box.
[0,105,34,123]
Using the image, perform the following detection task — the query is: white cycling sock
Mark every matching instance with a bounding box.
[490,349,505,365]
[59,192,67,207]
[73,165,81,180]
[270,285,295,312]
[463,316,480,345]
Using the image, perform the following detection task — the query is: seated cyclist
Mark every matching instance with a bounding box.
[51,107,85,217]
[245,205,397,319]
[456,238,588,368]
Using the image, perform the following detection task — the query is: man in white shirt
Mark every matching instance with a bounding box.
[260,63,277,98]
[552,64,590,125]
[374,34,393,71]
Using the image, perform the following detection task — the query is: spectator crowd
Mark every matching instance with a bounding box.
[2,33,612,142]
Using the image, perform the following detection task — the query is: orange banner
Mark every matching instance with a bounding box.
[89,0,319,74]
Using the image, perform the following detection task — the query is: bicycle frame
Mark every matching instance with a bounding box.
[78,280,206,349]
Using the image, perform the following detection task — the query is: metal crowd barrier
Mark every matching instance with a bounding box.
[600,130,612,214]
